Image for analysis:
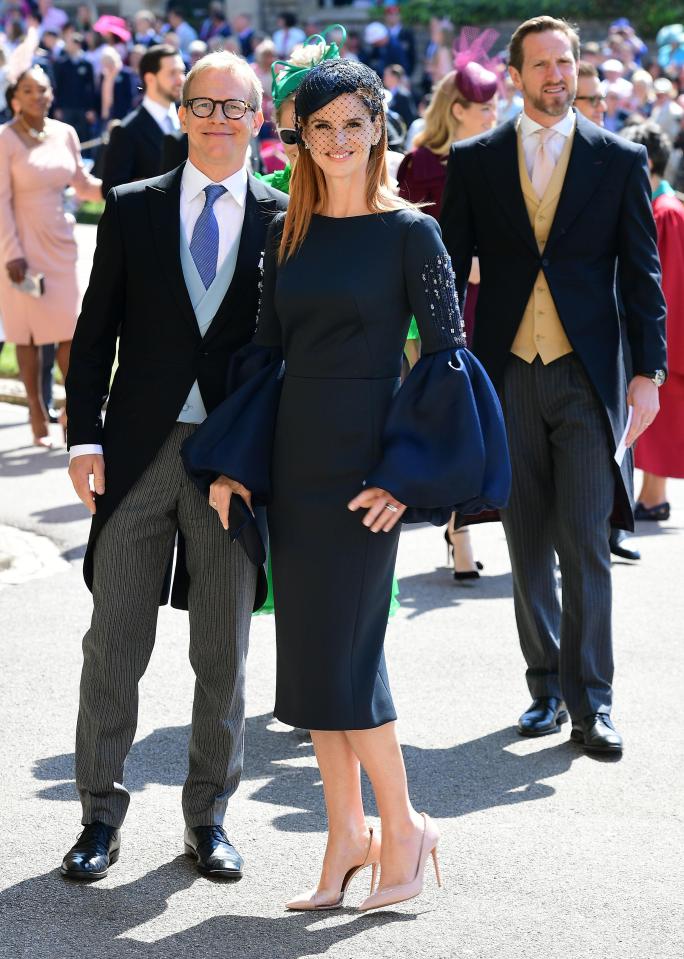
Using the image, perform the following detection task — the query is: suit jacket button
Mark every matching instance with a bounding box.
[541,258,549,266]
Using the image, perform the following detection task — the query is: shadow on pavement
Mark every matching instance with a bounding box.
[397,568,513,617]
[34,715,578,832]
[0,858,412,959]
[0,445,68,479]
[30,503,87,524]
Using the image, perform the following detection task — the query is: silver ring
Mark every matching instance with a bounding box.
[385,503,399,513]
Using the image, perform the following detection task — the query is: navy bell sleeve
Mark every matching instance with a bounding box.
[364,214,511,525]
[181,216,285,504]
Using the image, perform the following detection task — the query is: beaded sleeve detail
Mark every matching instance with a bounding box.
[421,253,466,350]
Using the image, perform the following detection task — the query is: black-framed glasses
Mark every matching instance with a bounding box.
[575,95,606,106]
[184,97,255,119]
[277,127,297,146]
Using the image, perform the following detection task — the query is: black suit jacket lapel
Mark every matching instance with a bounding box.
[137,105,165,150]
[478,119,538,256]
[202,176,272,346]
[545,112,613,252]
[146,163,200,339]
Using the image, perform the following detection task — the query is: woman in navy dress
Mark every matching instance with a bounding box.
[182,60,510,911]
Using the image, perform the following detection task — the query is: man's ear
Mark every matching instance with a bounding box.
[252,108,264,138]
[508,65,523,94]
[178,104,188,133]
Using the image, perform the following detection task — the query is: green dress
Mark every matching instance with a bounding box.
[252,162,400,616]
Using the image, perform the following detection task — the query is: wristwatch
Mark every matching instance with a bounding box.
[640,370,666,387]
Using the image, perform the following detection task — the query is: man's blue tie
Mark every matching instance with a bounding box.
[190,184,227,289]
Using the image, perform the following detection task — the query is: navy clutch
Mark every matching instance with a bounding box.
[227,495,266,567]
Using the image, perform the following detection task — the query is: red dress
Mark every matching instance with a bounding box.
[635,191,684,478]
[397,146,479,344]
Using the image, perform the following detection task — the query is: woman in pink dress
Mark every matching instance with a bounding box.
[0,65,102,447]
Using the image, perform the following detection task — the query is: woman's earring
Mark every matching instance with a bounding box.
[303,140,310,150]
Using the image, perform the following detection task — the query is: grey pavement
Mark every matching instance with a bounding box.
[1,402,683,959]
[0,224,683,958]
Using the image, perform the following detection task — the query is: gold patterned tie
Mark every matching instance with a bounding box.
[531,128,555,199]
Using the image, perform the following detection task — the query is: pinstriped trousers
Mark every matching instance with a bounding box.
[75,424,256,828]
[500,355,615,720]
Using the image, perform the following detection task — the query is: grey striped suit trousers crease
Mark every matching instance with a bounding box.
[75,424,257,827]
[500,354,615,720]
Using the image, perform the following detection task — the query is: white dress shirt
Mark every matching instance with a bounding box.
[142,94,180,133]
[179,160,248,270]
[518,108,576,181]
[69,161,249,460]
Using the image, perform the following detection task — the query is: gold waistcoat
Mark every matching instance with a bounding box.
[510,127,575,364]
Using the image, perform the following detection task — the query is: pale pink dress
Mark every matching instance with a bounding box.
[0,119,102,345]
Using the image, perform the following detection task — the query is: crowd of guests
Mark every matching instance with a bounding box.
[0,5,682,499]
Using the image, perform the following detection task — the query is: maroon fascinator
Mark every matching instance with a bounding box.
[455,61,499,103]
[452,26,500,103]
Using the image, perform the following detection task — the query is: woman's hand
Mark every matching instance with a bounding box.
[208,475,253,531]
[348,486,406,532]
[6,258,28,284]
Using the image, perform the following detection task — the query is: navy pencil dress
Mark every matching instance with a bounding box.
[182,209,510,730]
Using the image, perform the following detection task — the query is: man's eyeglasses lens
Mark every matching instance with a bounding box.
[575,95,606,106]
[185,98,253,119]
[278,128,298,146]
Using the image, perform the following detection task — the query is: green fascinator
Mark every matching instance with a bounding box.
[271,24,346,110]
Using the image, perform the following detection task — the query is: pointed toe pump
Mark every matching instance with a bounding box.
[286,827,381,911]
[357,813,442,912]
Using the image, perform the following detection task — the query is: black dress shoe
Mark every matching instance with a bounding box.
[517,697,569,737]
[571,714,623,753]
[60,822,120,881]
[184,825,243,878]
[609,528,641,561]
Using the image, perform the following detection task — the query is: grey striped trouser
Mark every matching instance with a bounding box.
[500,354,615,720]
[75,424,257,828]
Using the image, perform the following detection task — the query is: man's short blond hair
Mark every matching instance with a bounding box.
[182,51,263,110]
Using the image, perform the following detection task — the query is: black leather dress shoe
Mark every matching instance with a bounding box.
[517,697,569,737]
[184,825,243,878]
[60,822,120,881]
[571,714,623,753]
[609,528,641,561]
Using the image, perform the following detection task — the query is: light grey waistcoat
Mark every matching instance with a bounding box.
[176,221,242,424]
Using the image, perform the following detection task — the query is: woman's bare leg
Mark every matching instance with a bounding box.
[637,472,668,508]
[446,514,479,573]
[308,730,370,894]
[55,340,71,437]
[345,722,424,889]
[16,343,48,439]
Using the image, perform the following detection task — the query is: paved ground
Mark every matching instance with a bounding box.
[1,223,683,958]
[1,399,683,959]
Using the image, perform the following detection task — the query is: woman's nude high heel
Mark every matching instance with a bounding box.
[357,813,441,912]
[285,827,381,911]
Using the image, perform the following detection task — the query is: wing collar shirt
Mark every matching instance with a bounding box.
[142,94,180,132]
[518,108,575,181]
[69,160,249,460]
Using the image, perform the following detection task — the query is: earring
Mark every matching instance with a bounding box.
[303,141,310,150]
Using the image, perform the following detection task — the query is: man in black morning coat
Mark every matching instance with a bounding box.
[62,52,287,882]
[440,17,667,754]
[101,44,187,194]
